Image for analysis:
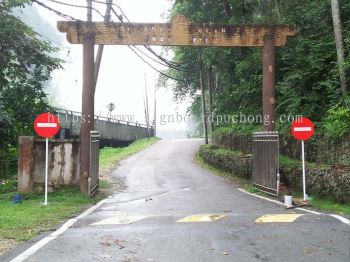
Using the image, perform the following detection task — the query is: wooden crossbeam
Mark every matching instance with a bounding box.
[57,15,296,47]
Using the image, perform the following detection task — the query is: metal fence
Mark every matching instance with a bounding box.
[252,131,280,196]
[89,131,100,196]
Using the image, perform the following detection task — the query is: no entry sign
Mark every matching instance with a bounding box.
[291,117,314,141]
[33,113,60,206]
[34,113,60,138]
[290,116,315,202]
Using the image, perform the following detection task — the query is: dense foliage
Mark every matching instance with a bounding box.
[0,0,61,157]
[164,0,350,137]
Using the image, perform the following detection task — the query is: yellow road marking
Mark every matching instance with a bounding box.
[177,214,225,223]
[255,214,304,223]
[91,215,148,225]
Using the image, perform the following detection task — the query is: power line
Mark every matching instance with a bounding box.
[133,45,196,73]
[34,0,194,79]
[110,6,198,73]
[128,46,184,82]
[94,0,130,22]
[45,0,105,19]
[108,8,190,79]
[32,0,79,20]
[34,31,71,49]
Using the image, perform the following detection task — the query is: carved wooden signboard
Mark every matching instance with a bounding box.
[57,15,296,47]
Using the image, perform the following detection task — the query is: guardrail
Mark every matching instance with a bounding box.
[54,108,154,129]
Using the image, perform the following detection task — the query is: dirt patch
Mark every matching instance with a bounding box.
[0,238,21,256]
[99,164,126,195]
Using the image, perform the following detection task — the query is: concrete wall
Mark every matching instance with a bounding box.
[199,144,350,203]
[18,136,80,193]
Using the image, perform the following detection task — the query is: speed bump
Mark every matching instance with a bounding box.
[91,214,148,225]
[255,214,303,223]
[177,214,225,223]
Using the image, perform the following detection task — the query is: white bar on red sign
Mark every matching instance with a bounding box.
[37,123,58,128]
[293,127,312,132]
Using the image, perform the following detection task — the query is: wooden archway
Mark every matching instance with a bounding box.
[57,15,296,193]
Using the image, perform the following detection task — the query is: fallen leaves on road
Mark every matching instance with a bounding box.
[100,235,126,249]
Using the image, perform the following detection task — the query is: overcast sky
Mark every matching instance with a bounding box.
[19,0,191,136]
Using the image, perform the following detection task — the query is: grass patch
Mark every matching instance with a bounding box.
[245,185,261,194]
[196,152,269,197]
[292,192,350,215]
[195,152,251,188]
[0,138,158,243]
[280,155,330,170]
[201,144,249,158]
[99,179,112,189]
[0,188,104,241]
[280,155,299,168]
[310,198,350,215]
[99,137,159,170]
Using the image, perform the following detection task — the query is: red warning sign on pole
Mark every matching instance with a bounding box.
[291,117,314,141]
[290,116,315,201]
[33,112,60,206]
[34,113,60,138]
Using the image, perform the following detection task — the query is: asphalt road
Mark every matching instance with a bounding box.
[3,139,350,262]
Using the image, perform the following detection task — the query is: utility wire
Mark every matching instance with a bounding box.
[132,46,174,68]
[34,0,193,80]
[110,6,197,73]
[128,46,184,82]
[109,8,190,79]
[32,0,79,20]
[144,45,198,72]
[93,0,130,21]
[34,31,71,49]
[45,0,105,19]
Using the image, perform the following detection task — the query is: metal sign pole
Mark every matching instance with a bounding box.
[301,140,307,201]
[44,138,48,205]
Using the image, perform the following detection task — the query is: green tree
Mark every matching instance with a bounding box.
[0,0,62,154]
[164,0,350,136]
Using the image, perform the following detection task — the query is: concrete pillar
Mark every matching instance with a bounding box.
[18,136,34,193]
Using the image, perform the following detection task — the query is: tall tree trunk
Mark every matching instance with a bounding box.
[274,0,281,20]
[198,50,208,144]
[222,0,231,19]
[331,0,348,98]
[207,66,214,135]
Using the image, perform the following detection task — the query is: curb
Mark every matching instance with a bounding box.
[236,188,350,225]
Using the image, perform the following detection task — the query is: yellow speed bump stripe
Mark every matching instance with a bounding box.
[177,214,225,223]
[91,215,148,225]
[255,214,304,223]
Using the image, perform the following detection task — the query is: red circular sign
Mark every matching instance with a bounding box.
[34,113,60,138]
[291,117,314,141]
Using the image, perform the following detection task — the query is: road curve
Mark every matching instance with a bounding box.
[3,139,349,262]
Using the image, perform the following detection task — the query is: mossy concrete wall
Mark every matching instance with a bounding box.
[199,144,350,203]
[18,137,80,193]
[213,133,350,166]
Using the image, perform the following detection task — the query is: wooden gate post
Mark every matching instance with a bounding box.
[262,35,276,131]
[80,33,95,194]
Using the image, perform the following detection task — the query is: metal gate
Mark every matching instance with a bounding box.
[252,131,280,196]
[89,131,100,196]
